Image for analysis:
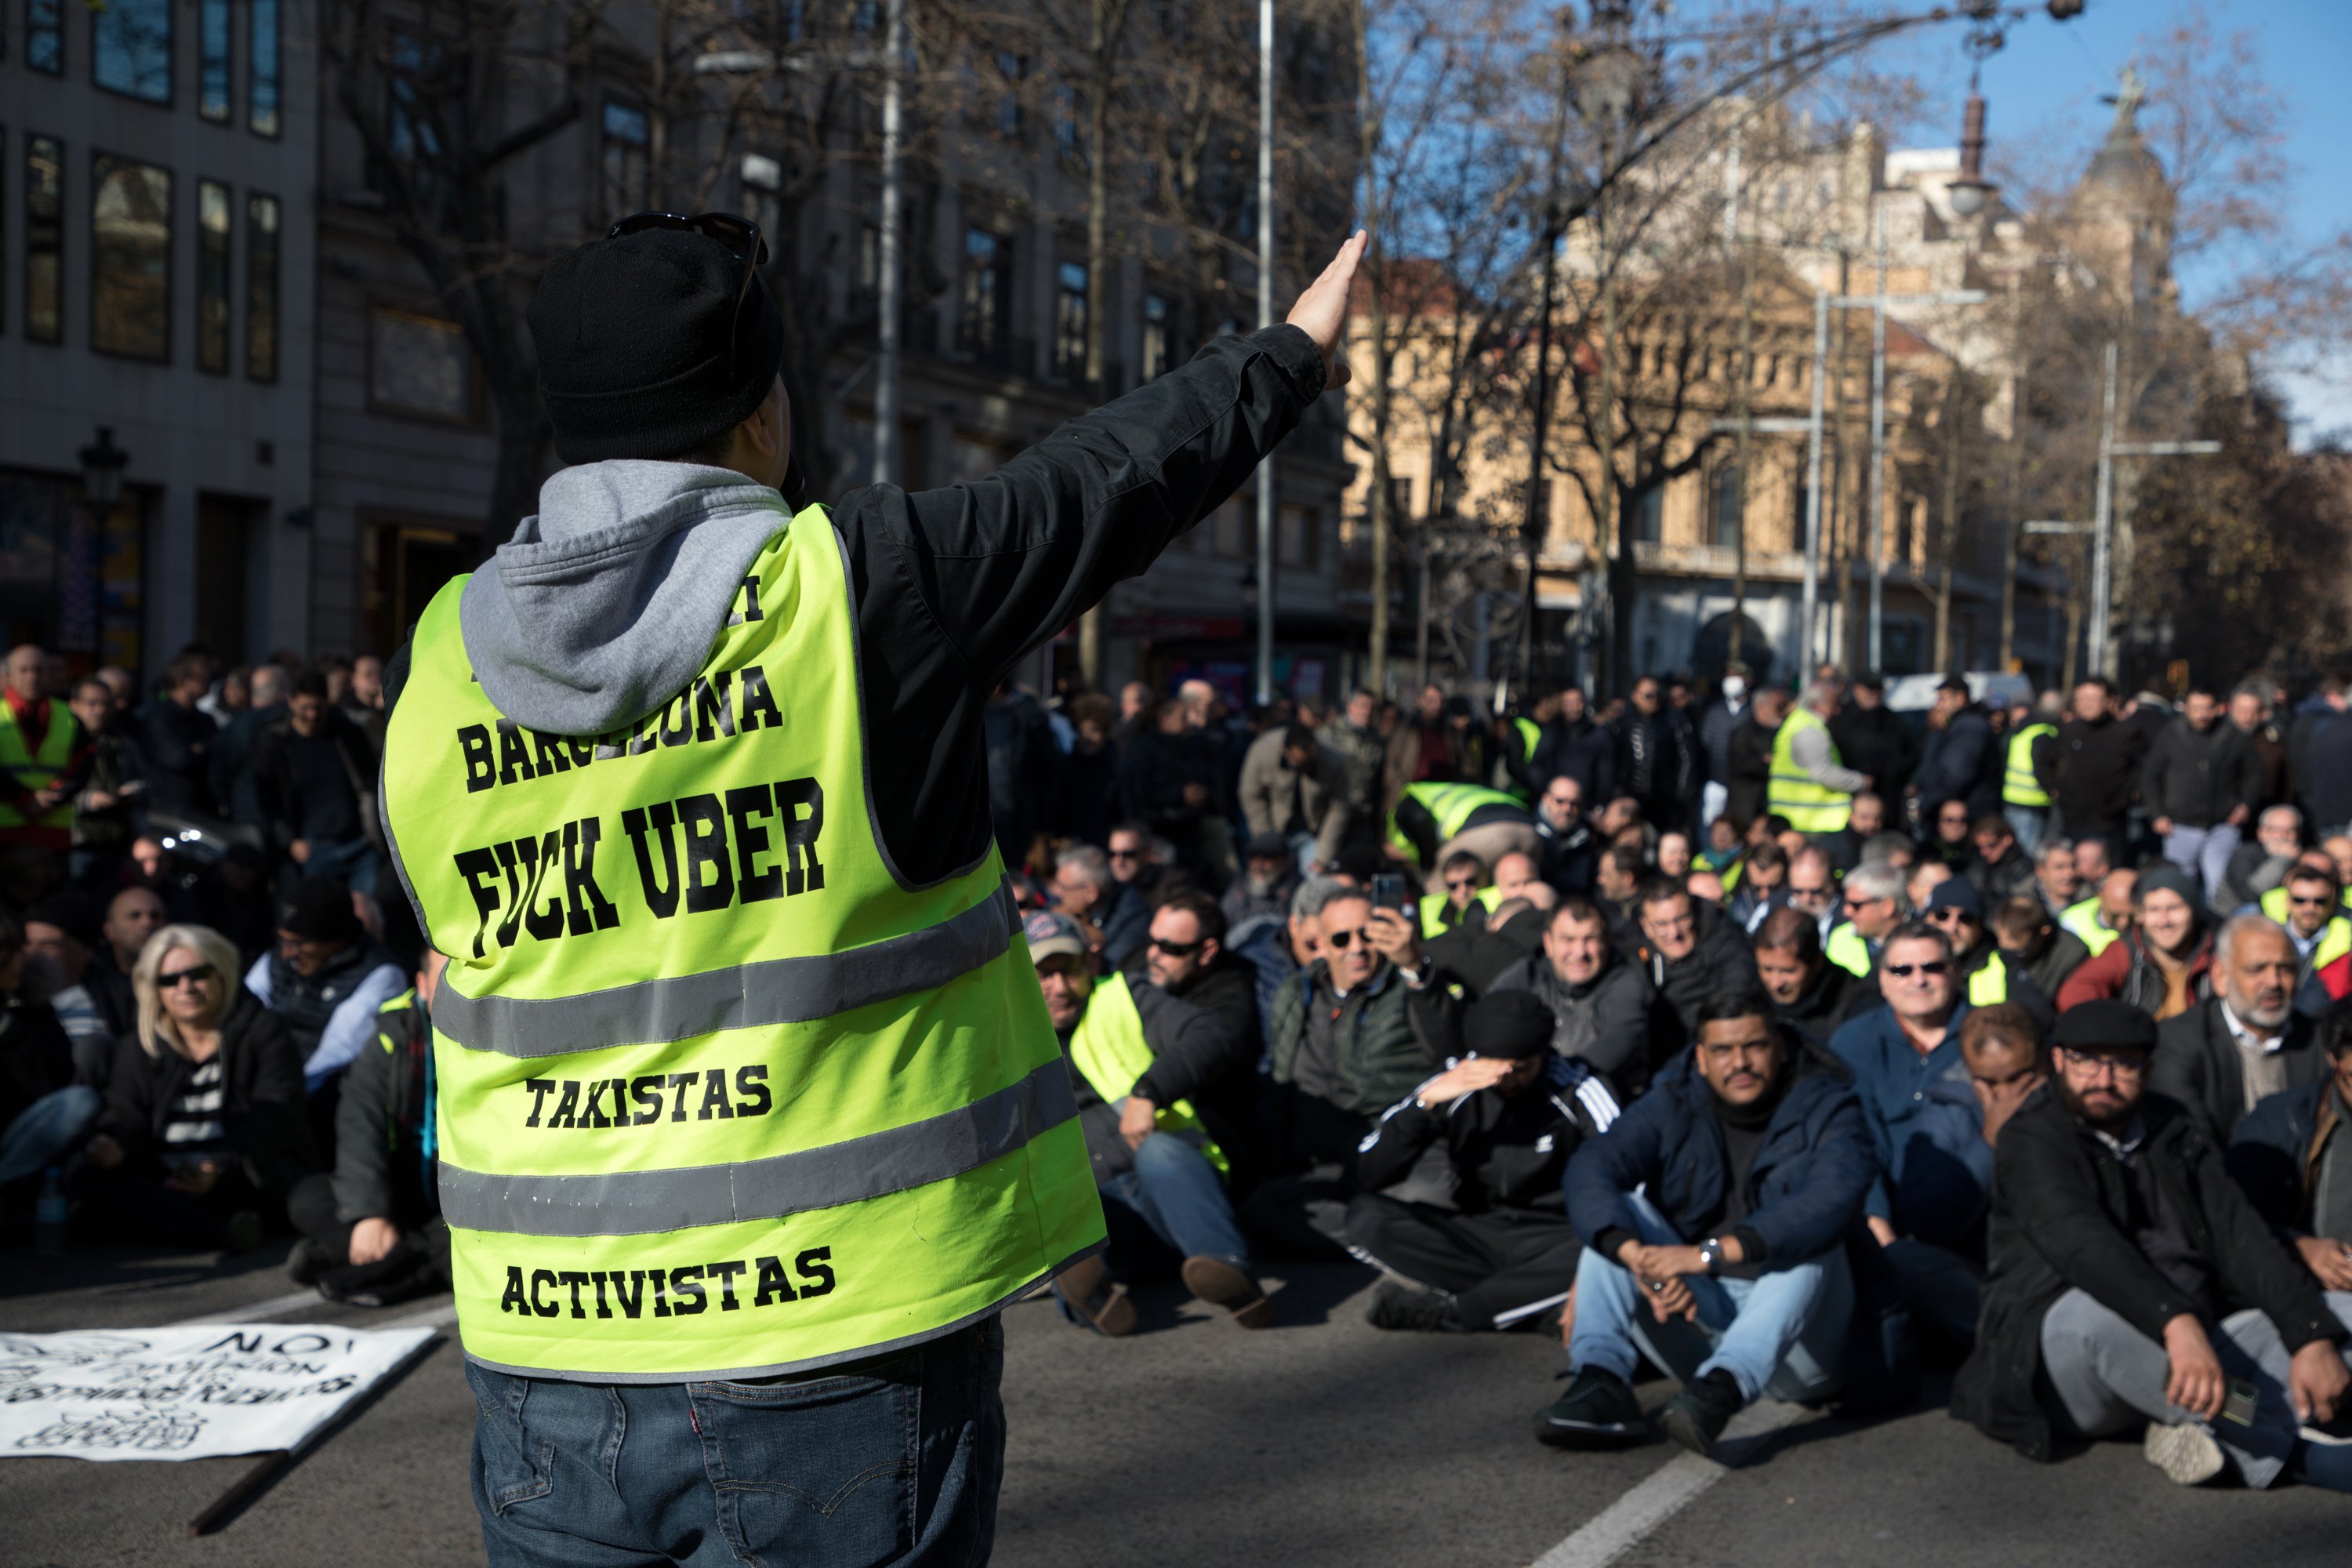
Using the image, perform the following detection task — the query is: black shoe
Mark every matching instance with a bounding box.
[223,1210,265,1255]
[1533,1367,1646,1448]
[1657,1370,1746,1459]
[285,1237,327,1286]
[1365,1278,1461,1333]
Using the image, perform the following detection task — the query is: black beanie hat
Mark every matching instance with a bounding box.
[1464,990,1559,1060]
[530,227,788,465]
[279,877,361,944]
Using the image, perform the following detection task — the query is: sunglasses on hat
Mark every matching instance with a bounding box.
[605,210,771,376]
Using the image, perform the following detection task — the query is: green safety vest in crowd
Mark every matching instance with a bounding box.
[1515,717,1543,758]
[1419,884,1504,940]
[1387,780,1526,865]
[1825,921,1873,978]
[2258,889,2352,973]
[1768,707,1853,834]
[0,695,76,834]
[2004,724,2055,810]
[2059,896,2122,957]
[1965,952,2009,1007]
[379,503,1102,1382]
[1067,972,1227,1178]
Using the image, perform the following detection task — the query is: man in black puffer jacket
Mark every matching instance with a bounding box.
[2055,677,2150,855]
[2141,686,2264,904]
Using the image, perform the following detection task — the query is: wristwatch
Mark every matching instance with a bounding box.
[1697,1237,1726,1276]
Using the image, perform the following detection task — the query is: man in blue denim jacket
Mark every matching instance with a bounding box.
[1534,991,1875,1457]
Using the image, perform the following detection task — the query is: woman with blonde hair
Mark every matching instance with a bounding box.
[79,924,314,1251]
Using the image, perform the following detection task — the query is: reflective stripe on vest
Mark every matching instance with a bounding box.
[1418,884,1502,939]
[1967,954,2009,1007]
[2004,724,2054,809]
[379,504,1103,1382]
[1824,922,1872,978]
[1067,973,1226,1178]
[0,698,76,832]
[1768,708,1852,833]
[2059,897,2121,957]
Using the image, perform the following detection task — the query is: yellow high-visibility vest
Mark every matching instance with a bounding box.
[2259,890,2352,974]
[1067,973,1226,1178]
[1386,780,1526,866]
[379,503,1102,1381]
[1419,884,1503,939]
[0,696,76,833]
[1768,708,1852,834]
[2004,724,2055,809]
[2059,896,2122,957]
[1825,921,1873,978]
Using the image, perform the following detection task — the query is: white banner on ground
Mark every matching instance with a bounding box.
[0,1322,435,1463]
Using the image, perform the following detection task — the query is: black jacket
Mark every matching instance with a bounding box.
[1634,904,1762,1043]
[1610,708,1699,817]
[329,989,437,1225]
[1954,1087,2342,1461]
[1356,1061,1599,1217]
[982,686,1060,866]
[2292,700,2352,832]
[93,993,318,1195]
[1828,705,1916,796]
[2053,713,2147,838]
[136,699,216,815]
[2151,997,2328,1145]
[1425,914,1548,1000]
[2139,718,2263,829]
[1139,956,1261,1097]
[1914,706,2001,819]
[2227,1076,2344,1240]
[386,326,1327,891]
[1486,953,1657,1096]
[1065,975,1252,1178]
[1534,816,1598,896]
[1724,717,1777,826]
[1773,964,1867,1048]
[1537,720,1617,807]
[249,712,382,856]
[0,992,75,1130]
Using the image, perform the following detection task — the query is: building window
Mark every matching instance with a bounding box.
[1635,485,1663,544]
[959,227,1009,352]
[246,193,280,381]
[198,0,234,124]
[1712,466,1741,549]
[92,154,172,362]
[198,180,233,374]
[26,136,64,343]
[994,54,1025,139]
[1279,505,1319,569]
[370,307,476,419]
[1141,294,1172,381]
[93,0,172,103]
[1053,85,1081,165]
[1054,261,1087,379]
[249,0,283,136]
[30,0,64,74]
[602,102,651,221]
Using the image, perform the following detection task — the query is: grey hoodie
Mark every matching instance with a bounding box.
[459,461,791,736]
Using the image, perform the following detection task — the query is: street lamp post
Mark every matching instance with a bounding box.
[2086,339,2220,677]
[1254,0,1276,708]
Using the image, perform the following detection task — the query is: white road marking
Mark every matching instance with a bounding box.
[379,1298,459,1331]
[1528,1400,1813,1568]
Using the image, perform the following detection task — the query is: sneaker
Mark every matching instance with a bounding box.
[1051,1254,1137,1338]
[1181,1255,1274,1329]
[222,1210,265,1255]
[1533,1367,1647,1448]
[1658,1369,1747,1459]
[284,1237,326,1286]
[1364,1278,1461,1333]
[2143,1420,2227,1486]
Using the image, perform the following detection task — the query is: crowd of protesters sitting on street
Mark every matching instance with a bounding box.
[5,641,2352,1488]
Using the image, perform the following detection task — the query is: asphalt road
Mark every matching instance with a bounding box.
[2,1240,2345,1567]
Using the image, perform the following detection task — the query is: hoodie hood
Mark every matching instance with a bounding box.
[459,461,790,735]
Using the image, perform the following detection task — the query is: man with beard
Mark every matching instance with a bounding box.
[2152,916,2329,1144]
[1135,892,1261,1136]
[1222,832,1303,926]
[1954,1000,2352,1491]
[1755,907,1863,1046]
[1487,898,1656,1102]
[2229,1000,2352,1294]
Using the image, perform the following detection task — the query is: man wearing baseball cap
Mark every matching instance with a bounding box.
[376,205,1367,1562]
[1956,999,2352,1491]
[1025,909,1270,1336]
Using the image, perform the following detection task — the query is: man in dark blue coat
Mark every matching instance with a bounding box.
[1534,991,1877,1457]
[2229,999,2352,1294]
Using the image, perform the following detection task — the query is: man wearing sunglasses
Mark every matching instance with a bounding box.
[2255,861,2352,1011]
[1824,862,1907,980]
[1955,1000,2352,1493]
[376,203,1370,1560]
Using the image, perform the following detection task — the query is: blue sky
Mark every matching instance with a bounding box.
[1861,0,2352,445]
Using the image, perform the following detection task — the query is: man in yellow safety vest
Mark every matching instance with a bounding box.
[1769,681,1871,837]
[0,644,90,855]
[378,211,1369,1562]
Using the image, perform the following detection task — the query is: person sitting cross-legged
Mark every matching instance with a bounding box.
[1953,999,2352,1492]
[1029,911,1271,1335]
[2229,996,2352,1296]
[1534,992,1875,1457]
[1345,991,1613,1334]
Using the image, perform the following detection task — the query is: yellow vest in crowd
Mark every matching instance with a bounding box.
[1419,884,1504,940]
[2258,888,2352,973]
[380,504,1102,1381]
[1825,921,1873,978]
[0,696,76,833]
[2004,724,2054,810]
[1768,708,1852,834]
[1387,781,1526,866]
[1067,972,1226,1177]
[2059,896,2122,957]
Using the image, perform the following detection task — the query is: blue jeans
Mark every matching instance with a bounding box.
[2162,822,2240,902]
[0,1086,102,1189]
[2004,805,2046,858]
[466,1317,1004,1568]
[1101,1128,1252,1270]
[1569,1192,1852,1405]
